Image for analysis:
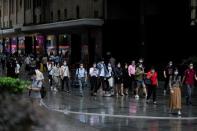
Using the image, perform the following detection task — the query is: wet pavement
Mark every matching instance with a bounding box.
[1,65,197,131]
[42,87,197,131]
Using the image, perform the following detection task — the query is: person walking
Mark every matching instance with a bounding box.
[182,63,197,105]
[51,63,61,92]
[114,62,124,96]
[14,60,21,78]
[76,63,87,97]
[123,63,130,95]
[163,61,174,96]
[97,58,109,96]
[169,68,182,115]
[89,62,99,96]
[107,62,114,96]
[28,69,44,106]
[128,60,136,95]
[135,63,147,99]
[60,60,70,93]
[47,61,54,89]
[146,67,158,104]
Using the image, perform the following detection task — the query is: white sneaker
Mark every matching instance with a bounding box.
[54,88,58,92]
[153,101,157,104]
[135,95,139,99]
[178,111,181,115]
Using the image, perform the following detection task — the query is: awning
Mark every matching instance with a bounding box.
[0,29,15,35]
[21,18,104,32]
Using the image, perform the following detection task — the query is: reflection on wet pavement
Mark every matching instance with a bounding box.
[42,87,197,131]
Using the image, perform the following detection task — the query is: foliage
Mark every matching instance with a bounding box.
[0,77,31,93]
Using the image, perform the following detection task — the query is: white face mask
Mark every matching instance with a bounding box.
[174,71,178,75]
[64,63,67,66]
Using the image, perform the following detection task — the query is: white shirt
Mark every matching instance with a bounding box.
[15,64,20,74]
[108,66,113,77]
[89,67,99,77]
[35,69,44,80]
[25,57,30,65]
[99,64,105,77]
[61,65,70,77]
[76,68,87,78]
[51,66,60,77]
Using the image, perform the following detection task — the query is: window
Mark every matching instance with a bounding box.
[76,6,80,19]
[51,12,53,21]
[64,9,67,20]
[94,10,99,18]
[57,10,61,21]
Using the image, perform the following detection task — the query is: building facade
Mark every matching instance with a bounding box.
[0,0,104,65]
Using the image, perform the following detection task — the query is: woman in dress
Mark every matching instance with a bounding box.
[169,68,182,115]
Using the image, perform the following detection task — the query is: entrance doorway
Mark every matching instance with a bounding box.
[71,34,81,64]
[25,36,33,55]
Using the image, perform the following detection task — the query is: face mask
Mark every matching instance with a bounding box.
[174,71,178,75]
[64,63,67,66]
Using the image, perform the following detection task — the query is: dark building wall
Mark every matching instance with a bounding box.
[103,0,140,62]
[103,0,192,66]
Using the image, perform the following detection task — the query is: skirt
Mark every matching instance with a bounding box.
[169,87,181,110]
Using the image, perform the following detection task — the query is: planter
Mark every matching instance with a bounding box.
[0,77,30,94]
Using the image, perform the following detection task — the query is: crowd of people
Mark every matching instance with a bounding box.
[0,52,197,116]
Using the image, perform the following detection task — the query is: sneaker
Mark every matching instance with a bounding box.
[104,93,112,97]
[178,111,181,115]
[153,101,157,104]
[135,95,139,99]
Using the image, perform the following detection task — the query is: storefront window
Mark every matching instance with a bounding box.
[18,37,25,55]
[11,37,17,54]
[59,34,71,62]
[35,35,44,54]
[46,35,56,56]
[5,38,10,53]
